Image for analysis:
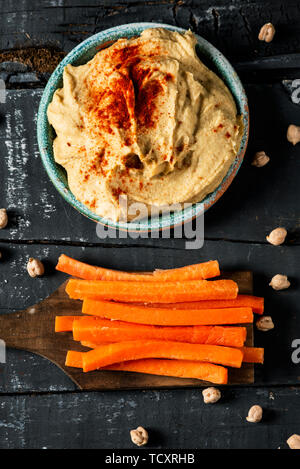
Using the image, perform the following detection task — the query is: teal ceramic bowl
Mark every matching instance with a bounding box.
[37,23,249,232]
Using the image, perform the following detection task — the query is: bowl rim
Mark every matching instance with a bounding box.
[37,22,249,232]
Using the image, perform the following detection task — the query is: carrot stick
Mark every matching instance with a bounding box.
[81,340,103,348]
[56,254,220,281]
[71,341,264,371]
[241,347,264,364]
[77,343,261,365]
[57,254,152,281]
[65,350,83,368]
[153,261,220,281]
[65,352,228,384]
[81,340,244,372]
[66,279,238,303]
[105,359,228,384]
[55,316,78,332]
[143,295,264,315]
[82,300,252,326]
[73,317,247,347]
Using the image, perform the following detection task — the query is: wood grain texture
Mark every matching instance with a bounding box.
[0,272,254,390]
[0,386,299,449]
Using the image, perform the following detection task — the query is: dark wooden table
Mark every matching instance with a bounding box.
[0,0,300,449]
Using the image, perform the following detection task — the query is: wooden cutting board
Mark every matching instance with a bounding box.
[0,271,254,390]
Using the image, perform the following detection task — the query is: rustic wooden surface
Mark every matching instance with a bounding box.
[0,0,300,449]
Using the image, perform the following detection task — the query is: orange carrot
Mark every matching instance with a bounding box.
[55,315,78,332]
[241,347,264,364]
[153,261,220,281]
[66,341,262,368]
[105,359,228,384]
[81,340,102,348]
[65,350,83,368]
[77,343,261,365]
[66,279,238,303]
[82,300,252,326]
[81,340,244,372]
[143,295,264,315]
[56,254,219,281]
[57,254,152,281]
[73,317,247,347]
[65,352,228,384]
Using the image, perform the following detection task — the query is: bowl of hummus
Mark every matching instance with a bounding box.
[37,23,249,231]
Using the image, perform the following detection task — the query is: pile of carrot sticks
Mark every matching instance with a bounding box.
[55,254,264,385]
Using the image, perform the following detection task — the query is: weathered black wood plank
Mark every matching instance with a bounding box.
[0,87,299,245]
[1,0,300,62]
[0,349,77,394]
[0,385,299,449]
[0,241,299,391]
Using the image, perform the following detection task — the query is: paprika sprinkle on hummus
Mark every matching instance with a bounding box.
[47,28,243,221]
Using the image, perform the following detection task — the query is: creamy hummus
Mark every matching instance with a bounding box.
[48,28,243,221]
